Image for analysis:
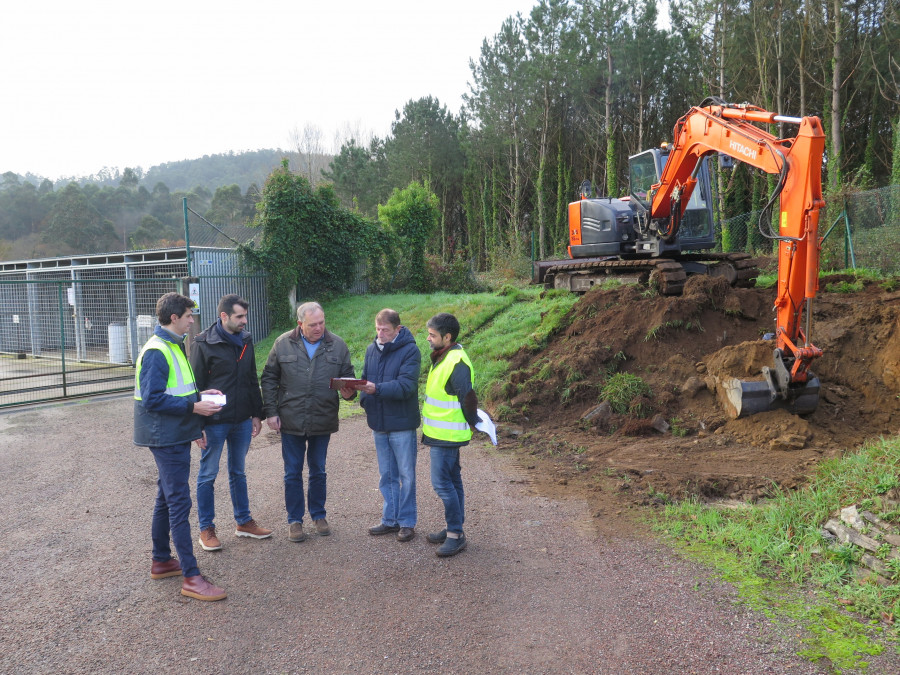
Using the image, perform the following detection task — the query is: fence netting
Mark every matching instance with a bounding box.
[0,277,183,407]
[717,184,900,275]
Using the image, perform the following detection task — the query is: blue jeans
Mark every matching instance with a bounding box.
[150,443,199,578]
[374,430,418,528]
[196,419,253,530]
[281,432,330,523]
[429,446,464,534]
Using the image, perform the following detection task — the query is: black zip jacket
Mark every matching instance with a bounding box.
[189,322,264,425]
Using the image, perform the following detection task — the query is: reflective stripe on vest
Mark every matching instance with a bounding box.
[134,335,198,399]
[422,348,473,442]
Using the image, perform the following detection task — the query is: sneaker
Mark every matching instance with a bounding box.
[314,518,331,536]
[199,526,222,551]
[288,522,307,542]
[436,533,467,557]
[426,529,447,544]
[397,527,415,542]
[368,523,401,536]
[235,519,273,539]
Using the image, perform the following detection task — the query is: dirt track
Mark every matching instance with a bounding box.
[0,396,868,674]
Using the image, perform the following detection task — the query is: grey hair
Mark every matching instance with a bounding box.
[296,301,324,322]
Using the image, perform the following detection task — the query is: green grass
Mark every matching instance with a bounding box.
[656,435,900,669]
[254,287,579,403]
[755,267,893,292]
[599,372,652,415]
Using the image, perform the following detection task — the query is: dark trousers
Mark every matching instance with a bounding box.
[150,443,199,578]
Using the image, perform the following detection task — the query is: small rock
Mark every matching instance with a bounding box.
[840,505,864,528]
[695,362,707,374]
[769,433,808,451]
[822,389,840,404]
[581,401,612,423]
[681,376,705,398]
[650,414,670,433]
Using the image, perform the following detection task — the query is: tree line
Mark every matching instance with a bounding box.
[3,0,898,276]
[0,169,261,260]
[322,0,899,269]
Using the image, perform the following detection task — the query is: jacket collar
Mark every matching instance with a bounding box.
[154,325,184,345]
[197,323,250,345]
[290,327,332,348]
[375,325,414,354]
[430,342,458,365]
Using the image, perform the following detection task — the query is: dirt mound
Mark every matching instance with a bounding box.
[499,274,900,509]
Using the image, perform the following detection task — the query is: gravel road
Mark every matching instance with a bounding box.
[0,395,888,674]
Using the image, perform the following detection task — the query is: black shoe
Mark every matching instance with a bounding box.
[437,533,467,557]
[368,523,400,536]
[426,529,447,544]
[397,527,415,542]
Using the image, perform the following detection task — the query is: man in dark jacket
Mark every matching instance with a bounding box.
[134,292,227,601]
[189,294,271,553]
[359,309,421,542]
[260,301,357,543]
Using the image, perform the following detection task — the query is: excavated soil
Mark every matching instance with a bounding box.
[495,268,900,531]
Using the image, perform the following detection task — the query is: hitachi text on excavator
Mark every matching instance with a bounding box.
[535,99,826,418]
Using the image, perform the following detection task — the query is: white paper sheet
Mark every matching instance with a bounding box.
[474,408,497,445]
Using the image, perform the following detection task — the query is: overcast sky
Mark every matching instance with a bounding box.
[1,0,539,181]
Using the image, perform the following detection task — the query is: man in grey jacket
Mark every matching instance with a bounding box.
[260,302,357,542]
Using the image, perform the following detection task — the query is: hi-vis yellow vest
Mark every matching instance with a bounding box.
[422,348,473,443]
[134,335,198,400]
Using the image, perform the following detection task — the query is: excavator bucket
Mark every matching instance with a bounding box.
[720,375,820,418]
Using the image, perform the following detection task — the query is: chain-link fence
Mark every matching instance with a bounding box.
[821,184,900,273]
[0,199,272,408]
[718,184,900,275]
[0,269,268,408]
[0,276,181,407]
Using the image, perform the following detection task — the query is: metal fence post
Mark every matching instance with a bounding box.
[57,282,68,398]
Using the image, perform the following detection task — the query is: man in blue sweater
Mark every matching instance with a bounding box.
[359,309,422,542]
[134,292,227,601]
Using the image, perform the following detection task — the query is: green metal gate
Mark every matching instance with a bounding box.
[0,277,181,407]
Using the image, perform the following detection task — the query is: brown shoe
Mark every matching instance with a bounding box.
[199,526,222,551]
[181,575,227,601]
[397,527,415,542]
[150,558,182,579]
[288,522,307,542]
[235,519,273,539]
[314,518,331,536]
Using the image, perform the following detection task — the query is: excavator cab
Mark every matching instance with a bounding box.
[629,149,716,245]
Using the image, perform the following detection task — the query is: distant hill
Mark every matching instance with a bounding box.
[7,149,333,193]
[141,149,294,192]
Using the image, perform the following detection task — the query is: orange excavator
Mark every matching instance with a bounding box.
[539,98,826,417]
[644,98,825,417]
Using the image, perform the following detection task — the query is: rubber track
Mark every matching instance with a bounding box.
[544,253,759,296]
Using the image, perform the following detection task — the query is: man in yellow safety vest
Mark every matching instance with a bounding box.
[422,312,479,557]
[134,292,227,601]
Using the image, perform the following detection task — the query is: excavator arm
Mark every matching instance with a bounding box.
[649,100,826,416]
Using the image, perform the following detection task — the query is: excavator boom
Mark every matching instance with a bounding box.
[650,100,826,416]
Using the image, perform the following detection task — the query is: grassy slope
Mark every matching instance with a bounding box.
[255,287,578,399]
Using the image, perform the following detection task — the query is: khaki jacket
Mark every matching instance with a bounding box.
[260,328,355,436]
